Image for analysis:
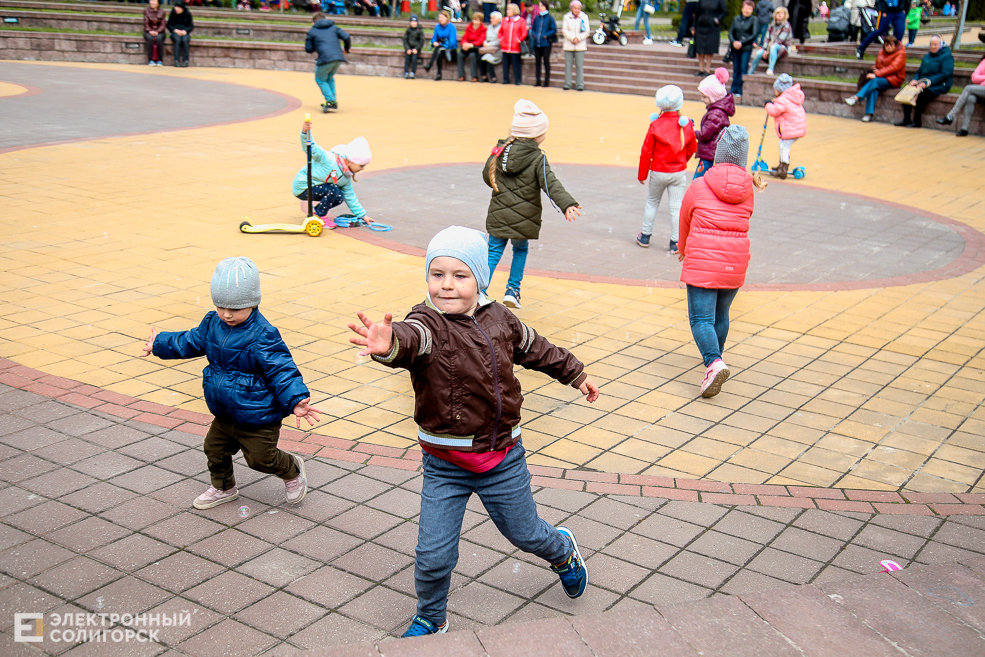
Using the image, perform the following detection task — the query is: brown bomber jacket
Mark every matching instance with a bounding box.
[373,299,587,453]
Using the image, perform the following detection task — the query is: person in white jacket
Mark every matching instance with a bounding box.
[562,0,590,91]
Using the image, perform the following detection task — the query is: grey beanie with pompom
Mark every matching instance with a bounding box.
[714,125,750,168]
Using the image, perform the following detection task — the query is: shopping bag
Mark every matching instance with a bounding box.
[894,85,921,106]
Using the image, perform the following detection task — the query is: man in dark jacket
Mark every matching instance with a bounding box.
[754,0,773,45]
[305,13,352,112]
[403,15,426,78]
[729,0,758,100]
[857,0,906,58]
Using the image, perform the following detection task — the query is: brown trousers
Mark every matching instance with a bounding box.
[204,417,299,490]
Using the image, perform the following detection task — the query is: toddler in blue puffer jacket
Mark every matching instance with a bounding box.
[141,257,322,510]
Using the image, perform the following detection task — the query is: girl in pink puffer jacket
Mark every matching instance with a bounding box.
[765,73,807,180]
[678,125,766,398]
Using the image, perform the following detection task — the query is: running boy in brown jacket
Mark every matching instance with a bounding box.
[348,225,599,638]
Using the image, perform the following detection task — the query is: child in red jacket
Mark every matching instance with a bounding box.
[637,85,697,254]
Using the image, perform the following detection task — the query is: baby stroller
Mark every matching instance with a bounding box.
[827,5,850,42]
[592,12,628,45]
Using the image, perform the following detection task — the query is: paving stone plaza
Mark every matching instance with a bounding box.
[1,59,984,655]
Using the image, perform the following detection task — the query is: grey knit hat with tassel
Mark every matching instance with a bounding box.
[211,257,261,309]
[714,125,750,168]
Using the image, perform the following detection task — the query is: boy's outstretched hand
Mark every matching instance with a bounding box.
[293,398,323,428]
[348,312,394,357]
[140,328,158,358]
[579,376,600,403]
[564,205,583,222]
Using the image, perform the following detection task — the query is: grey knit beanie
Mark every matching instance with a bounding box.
[774,73,794,93]
[425,226,490,291]
[714,125,750,167]
[211,257,261,309]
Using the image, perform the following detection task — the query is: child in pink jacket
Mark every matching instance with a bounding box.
[678,125,765,398]
[677,125,766,397]
[765,73,806,180]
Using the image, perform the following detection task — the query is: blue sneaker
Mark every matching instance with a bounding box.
[401,615,448,638]
[551,526,588,599]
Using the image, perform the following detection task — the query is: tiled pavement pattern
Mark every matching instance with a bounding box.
[0,62,293,152]
[1,62,985,496]
[323,558,985,657]
[1,388,984,656]
[356,164,973,288]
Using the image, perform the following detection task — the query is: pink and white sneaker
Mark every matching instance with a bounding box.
[193,485,239,510]
[700,359,730,398]
[284,454,307,505]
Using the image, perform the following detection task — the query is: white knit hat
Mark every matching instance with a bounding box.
[510,99,550,138]
[332,136,372,166]
[655,85,684,112]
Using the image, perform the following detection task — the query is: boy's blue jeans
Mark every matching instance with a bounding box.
[415,442,572,624]
[907,28,917,45]
[857,77,893,115]
[487,236,529,292]
[686,284,738,367]
[314,61,341,102]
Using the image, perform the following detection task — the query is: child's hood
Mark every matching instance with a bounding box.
[313,18,336,29]
[703,163,753,206]
[779,84,805,106]
[492,138,542,175]
[707,94,736,118]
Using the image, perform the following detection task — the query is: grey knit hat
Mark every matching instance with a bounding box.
[425,226,490,291]
[211,257,261,310]
[714,125,749,167]
[774,73,794,93]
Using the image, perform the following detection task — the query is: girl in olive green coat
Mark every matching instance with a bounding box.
[483,100,581,309]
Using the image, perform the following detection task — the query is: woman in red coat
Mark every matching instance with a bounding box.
[678,125,765,398]
[458,12,487,81]
[844,35,907,122]
[499,3,528,85]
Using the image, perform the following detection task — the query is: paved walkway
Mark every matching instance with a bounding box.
[1,382,984,655]
[2,62,984,494]
[356,163,981,288]
[0,62,295,152]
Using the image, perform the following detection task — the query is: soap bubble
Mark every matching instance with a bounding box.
[96,597,105,610]
[238,506,250,518]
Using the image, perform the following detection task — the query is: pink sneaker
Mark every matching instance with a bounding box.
[700,359,730,398]
[193,485,239,510]
[284,454,307,505]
